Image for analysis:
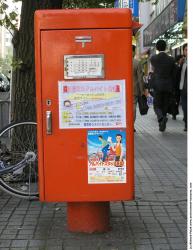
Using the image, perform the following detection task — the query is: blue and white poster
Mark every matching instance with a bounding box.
[87,130,127,184]
[58,80,126,129]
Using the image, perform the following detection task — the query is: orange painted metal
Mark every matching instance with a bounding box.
[34,9,135,202]
[132,21,143,30]
[67,202,110,233]
[35,8,132,30]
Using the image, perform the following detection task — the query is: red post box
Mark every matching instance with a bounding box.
[35,8,134,233]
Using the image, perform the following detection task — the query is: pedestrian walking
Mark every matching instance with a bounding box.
[132,45,147,132]
[179,43,188,131]
[150,40,176,132]
[176,54,185,67]
[171,55,184,120]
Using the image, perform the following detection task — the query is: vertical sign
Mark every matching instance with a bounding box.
[114,0,119,8]
[123,0,129,8]
[130,0,139,17]
[177,0,186,22]
[114,0,139,17]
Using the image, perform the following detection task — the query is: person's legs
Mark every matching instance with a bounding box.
[158,92,171,132]
[181,92,187,131]
[172,90,180,119]
[102,144,109,162]
[133,95,138,132]
[153,91,164,122]
[154,91,170,132]
[114,156,120,167]
[162,92,171,117]
[133,95,138,122]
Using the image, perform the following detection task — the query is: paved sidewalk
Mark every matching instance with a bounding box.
[0,106,187,250]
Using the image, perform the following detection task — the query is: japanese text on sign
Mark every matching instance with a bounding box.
[58,80,126,129]
[87,130,127,184]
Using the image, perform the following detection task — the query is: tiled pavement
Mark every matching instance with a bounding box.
[0,106,187,250]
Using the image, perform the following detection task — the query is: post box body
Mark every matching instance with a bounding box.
[35,9,134,202]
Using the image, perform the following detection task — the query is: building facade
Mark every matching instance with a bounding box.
[139,0,187,57]
[0,25,13,59]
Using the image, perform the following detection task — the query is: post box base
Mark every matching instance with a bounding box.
[67,202,110,233]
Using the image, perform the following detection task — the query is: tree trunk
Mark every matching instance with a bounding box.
[11,0,63,122]
[8,0,63,177]
[11,0,115,122]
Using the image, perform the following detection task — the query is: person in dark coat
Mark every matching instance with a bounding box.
[171,55,184,120]
[179,44,187,131]
[150,40,176,132]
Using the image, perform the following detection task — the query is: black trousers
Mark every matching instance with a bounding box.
[153,91,171,121]
[181,91,187,128]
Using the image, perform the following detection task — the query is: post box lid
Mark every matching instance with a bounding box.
[35,8,132,30]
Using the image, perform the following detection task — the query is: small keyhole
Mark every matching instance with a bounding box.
[46,99,52,106]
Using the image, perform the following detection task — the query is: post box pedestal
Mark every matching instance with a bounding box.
[67,202,110,233]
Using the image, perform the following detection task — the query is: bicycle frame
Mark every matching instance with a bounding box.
[0,157,29,175]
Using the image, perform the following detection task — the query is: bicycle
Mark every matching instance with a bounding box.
[0,121,39,200]
[88,147,116,164]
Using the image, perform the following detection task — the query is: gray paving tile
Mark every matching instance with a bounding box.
[11,240,28,248]
[138,246,155,250]
[28,240,47,247]
[169,243,186,250]
[10,248,27,250]
[0,240,11,247]
[152,245,171,250]
[0,108,187,249]
[46,247,63,250]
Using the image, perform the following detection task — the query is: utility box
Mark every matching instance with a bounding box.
[35,9,134,202]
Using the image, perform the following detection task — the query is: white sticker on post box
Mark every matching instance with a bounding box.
[58,80,126,129]
[64,54,104,79]
[87,129,126,184]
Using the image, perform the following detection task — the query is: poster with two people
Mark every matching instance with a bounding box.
[87,129,126,184]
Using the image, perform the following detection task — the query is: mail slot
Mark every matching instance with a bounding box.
[34,8,134,203]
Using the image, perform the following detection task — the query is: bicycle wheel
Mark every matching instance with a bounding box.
[88,153,100,164]
[0,121,39,200]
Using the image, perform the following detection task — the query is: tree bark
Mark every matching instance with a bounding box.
[11,0,63,122]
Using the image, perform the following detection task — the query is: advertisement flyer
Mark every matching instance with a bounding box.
[58,80,126,129]
[87,130,127,184]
